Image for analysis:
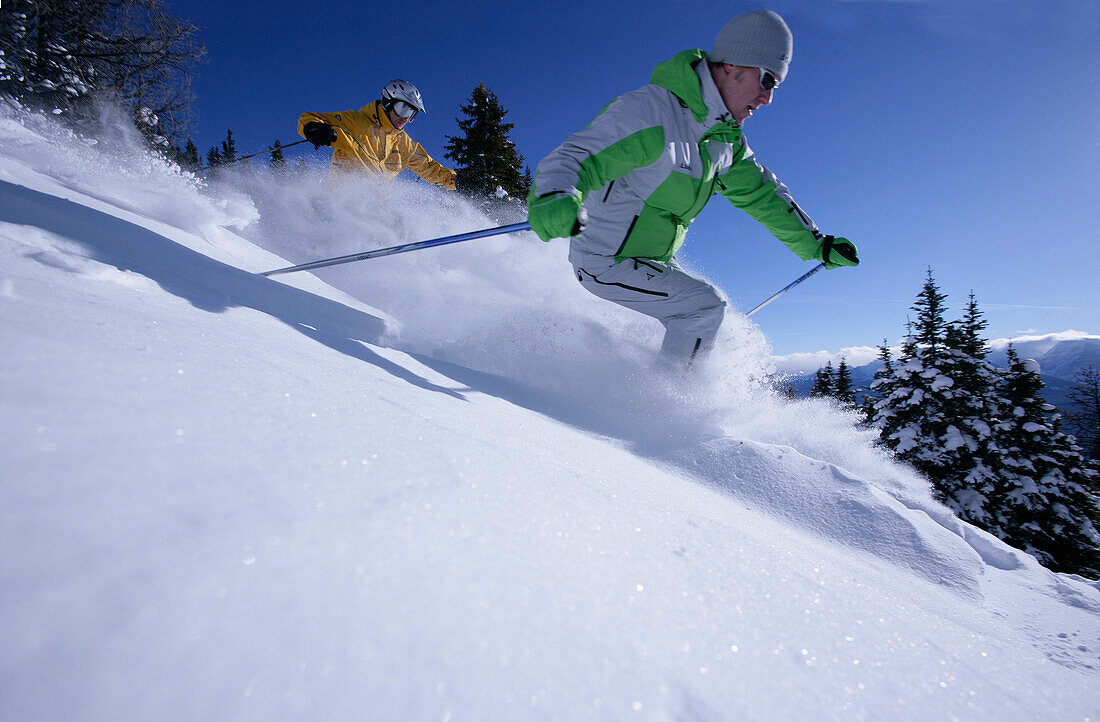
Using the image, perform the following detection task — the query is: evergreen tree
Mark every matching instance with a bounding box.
[869,271,956,482]
[444,83,530,209]
[861,340,895,424]
[810,361,835,398]
[934,296,1004,525]
[953,292,988,359]
[865,275,1100,576]
[990,349,1100,576]
[219,128,237,164]
[1065,364,1100,463]
[200,129,238,173]
[939,294,998,442]
[270,140,286,169]
[911,267,950,364]
[174,138,200,171]
[834,359,856,408]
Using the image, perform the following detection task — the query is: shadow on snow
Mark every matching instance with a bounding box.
[0,180,468,400]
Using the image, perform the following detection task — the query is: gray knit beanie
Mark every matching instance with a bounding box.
[709,10,793,82]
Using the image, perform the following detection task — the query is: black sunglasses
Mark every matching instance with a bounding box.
[758,68,779,92]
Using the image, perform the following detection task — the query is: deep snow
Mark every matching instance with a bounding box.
[1,106,1098,721]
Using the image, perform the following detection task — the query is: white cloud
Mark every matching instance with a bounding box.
[772,345,887,374]
[773,330,1100,374]
[988,329,1099,349]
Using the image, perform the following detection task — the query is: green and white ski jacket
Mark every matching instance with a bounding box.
[532,49,825,265]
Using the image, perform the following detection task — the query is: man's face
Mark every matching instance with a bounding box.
[711,64,774,125]
[387,107,410,131]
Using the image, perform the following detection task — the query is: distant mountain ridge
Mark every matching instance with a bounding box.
[780,332,1100,410]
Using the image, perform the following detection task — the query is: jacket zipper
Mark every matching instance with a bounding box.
[613,214,641,258]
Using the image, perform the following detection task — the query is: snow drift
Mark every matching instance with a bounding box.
[1,105,1098,721]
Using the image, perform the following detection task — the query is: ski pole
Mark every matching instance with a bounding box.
[260,221,532,277]
[745,262,826,317]
[201,139,310,171]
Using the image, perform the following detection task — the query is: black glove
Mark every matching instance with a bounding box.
[303,121,338,148]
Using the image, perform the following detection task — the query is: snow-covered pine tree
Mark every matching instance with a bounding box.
[1065,364,1100,463]
[933,294,1004,525]
[443,83,530,214]
[0,0,203,144]
[861,340,896,424]
[867,276,1100,576]
[868,270,957,482]
[0,0,94,112]
[989,348,1100,577]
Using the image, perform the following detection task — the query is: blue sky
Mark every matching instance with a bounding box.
[166,0,1099,357]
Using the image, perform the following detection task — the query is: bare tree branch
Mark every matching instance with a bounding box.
[0,0,206,144]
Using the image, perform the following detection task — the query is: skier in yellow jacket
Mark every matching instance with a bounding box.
[298,79,456,190]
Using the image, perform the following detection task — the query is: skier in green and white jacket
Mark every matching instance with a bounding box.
[527,10,859,364]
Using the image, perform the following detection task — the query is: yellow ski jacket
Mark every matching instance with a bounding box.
[297,100,456,190]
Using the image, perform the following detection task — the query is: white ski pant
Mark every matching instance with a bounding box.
[573,256,726,362]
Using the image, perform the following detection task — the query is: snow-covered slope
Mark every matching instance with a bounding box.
[2,107,1098,721]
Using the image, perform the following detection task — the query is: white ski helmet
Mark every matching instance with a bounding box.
[381,79,425,117]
